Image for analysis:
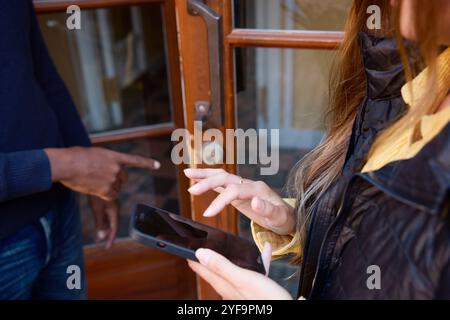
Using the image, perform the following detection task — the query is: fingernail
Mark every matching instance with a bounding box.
[97,230,107,240]
[184,168,191,174]
[188,184,199,193]
[203,209,213,217]
[196,249,210,265]
[154,161,161,169]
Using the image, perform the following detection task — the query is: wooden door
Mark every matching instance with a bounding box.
[175,0,346,299]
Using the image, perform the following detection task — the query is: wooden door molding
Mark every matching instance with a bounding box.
[175,0,237,231]
[174,0,237,300]
[227,29,344,49]
[34,0,163,13]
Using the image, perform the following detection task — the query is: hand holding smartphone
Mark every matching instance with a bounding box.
[129,204,266,274]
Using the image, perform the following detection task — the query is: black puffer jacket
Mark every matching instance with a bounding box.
[298,33,450,300]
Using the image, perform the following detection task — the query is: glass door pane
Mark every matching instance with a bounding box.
[235,0,352,31]
[236,46,339,295]
[233,0,352,297]
[39,4,181,245]
[39,5,172,134]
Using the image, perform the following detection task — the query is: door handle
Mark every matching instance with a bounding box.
[187,0,224,127]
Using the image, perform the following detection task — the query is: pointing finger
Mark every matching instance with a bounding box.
[184,168,226,179]
[113,152,160,170]
[202,184,241,217]
[188,172,241,195]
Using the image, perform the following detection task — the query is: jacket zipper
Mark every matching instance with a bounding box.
[308,175,357,298]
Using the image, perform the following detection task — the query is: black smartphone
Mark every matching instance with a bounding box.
[129,204,266,274]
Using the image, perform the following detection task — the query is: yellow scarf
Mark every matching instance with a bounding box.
[362,47,450,173]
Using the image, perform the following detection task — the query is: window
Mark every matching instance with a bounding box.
[39,4,181,244]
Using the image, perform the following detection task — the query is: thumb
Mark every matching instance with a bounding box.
[250,197,291,231]
[251,196,281,220]
[262,242,272,276]
[195,249,246,284]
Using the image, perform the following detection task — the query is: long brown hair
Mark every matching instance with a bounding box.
[287,0,394,264]
[370,0,450,150]
[289,0,450,264]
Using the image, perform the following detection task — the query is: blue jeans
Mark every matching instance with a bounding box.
[0,192,87,300]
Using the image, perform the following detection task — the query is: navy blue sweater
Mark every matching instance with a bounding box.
[0,0,91,239]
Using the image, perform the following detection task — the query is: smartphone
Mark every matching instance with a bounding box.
[129,204,266,274]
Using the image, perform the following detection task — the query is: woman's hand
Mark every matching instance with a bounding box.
[184,168,296,235]
[187,247,292,300]
[45,147,160,201]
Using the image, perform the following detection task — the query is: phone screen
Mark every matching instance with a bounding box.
[133,204,265,274]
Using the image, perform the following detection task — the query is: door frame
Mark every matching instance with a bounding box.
[175,0,343,299]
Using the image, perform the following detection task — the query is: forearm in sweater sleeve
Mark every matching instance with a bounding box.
[251,198,301,260]
[0,150,53,202]
[28,1,91,147]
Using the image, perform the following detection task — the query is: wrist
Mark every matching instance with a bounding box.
[285,208,297,235]
[44,148,73,182]
[281,198,297,235]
